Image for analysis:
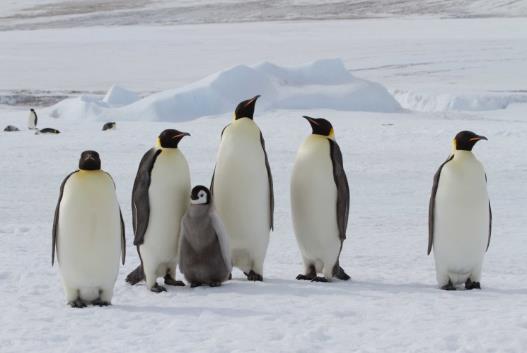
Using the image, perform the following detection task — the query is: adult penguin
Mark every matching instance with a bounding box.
[126,129,191,292]
[28,108,38,130]
[52,150,125,307]
[211,95,273,281]
[429,130,491,290]
[291,116,350,282]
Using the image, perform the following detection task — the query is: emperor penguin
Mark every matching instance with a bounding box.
[429,131,491,290]
[179,185,232,287]
[126,129,191,292]
[291,116,350,282]
[211,95,273,281]
[102,122,116,131]
[4,125,20,132]
[28,108,38,130]
[36,128,60,135]
[52,151,126,308]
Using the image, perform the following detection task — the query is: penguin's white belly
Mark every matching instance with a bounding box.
[28,112,36,129]
[434,157,489,283]
[141,150,190,263]
[291,136,340,268]
[213,120,270,266]
[58,171,121,300]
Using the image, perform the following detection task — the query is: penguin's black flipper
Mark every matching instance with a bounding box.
[131,148,161,246]
[260,132,274,231]
[485,173,492,252]
[119,208,126,265]
[126,265,145,285]
[328,139,349,242]
[52,171,78,266]
[428,155,454,255]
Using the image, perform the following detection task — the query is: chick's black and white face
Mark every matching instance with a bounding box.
[191,186,211,205]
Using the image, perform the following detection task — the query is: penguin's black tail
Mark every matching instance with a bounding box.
[333,265,351,281]
[126,265,145,285]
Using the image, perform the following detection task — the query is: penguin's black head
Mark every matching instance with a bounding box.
[234,95,260,120]
[158,129,190,148]
[303,116,334,138]
[79,150,101,171]
[454,130,487,151]
[30,108,35,112]
[190,185,211,205]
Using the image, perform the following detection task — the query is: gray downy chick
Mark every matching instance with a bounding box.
[179,185,232,287]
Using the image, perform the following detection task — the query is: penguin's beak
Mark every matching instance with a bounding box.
[245,95,260,107]
[173,132,191,139]
[469,135,488,142]
[302,116,319,131]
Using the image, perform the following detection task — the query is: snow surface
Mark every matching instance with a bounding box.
[1,12,527,353]
[48,59,401,122]
[2,0,527,30]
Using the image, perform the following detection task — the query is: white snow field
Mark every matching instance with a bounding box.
[1,12,527,353]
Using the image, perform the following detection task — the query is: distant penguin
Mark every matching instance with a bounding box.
[52,151,126,307]
[211,95,273,281]
[4,125,20,132]
[36,128,60,135]
[179,186,232,287]
[28,109,38,130]
[102,122,116,131]
[291,116,350,282]
[126,129,191,292]
[429,131,491,290]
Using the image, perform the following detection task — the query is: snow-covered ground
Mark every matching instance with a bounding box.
[2,0,527,30]
[1,10,527,353]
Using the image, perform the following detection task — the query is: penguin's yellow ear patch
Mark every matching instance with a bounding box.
[156,137,161,148]
[329,128,335,139]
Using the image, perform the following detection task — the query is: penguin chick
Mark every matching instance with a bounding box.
[179,186,232,288]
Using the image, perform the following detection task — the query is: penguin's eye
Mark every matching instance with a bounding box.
[199,191,205,198]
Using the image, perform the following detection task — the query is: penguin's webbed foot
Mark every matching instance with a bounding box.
[334,266,351,281]
[441,280,456,291]
[150,283,167,293]
[296,273,316,281]
[209,282,222,287]
[69,298,87,308]
[246,270,263,281]
[190,282,202,288]
[311,276,329,283]
[465,279,481,290]
[164,274,185,287]
[125,265,145,285]
[92,298,111,307]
